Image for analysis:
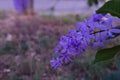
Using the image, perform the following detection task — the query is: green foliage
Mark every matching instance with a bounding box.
[0,41,17,55]
[19,40,28,53]
[96,0,120,18]
[88,0,98,6]
[94,45,120,63]
[116,60,120,70]
[38,34,55,48]
[0,41,28,55]
[103,72,120,80]
[59,75,75,80]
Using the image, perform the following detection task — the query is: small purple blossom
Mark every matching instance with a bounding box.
[51,13,120,69]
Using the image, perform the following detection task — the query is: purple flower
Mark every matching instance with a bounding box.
[50,58,62,69]
[91,14,104,22]
[14,0,29,13]
[51,13,120,69]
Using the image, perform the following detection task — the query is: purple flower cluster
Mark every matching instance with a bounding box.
[51,14,120,69]
[14,0,29,13]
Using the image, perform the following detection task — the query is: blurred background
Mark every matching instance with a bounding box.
[1,0,120,80]
[0,0,103,15]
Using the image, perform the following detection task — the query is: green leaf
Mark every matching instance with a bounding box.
[94,45,120,63]
[96,0,120,18]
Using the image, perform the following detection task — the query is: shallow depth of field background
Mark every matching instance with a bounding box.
[0,0,120,80]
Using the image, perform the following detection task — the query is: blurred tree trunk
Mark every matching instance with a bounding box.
[27,0,34,15]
